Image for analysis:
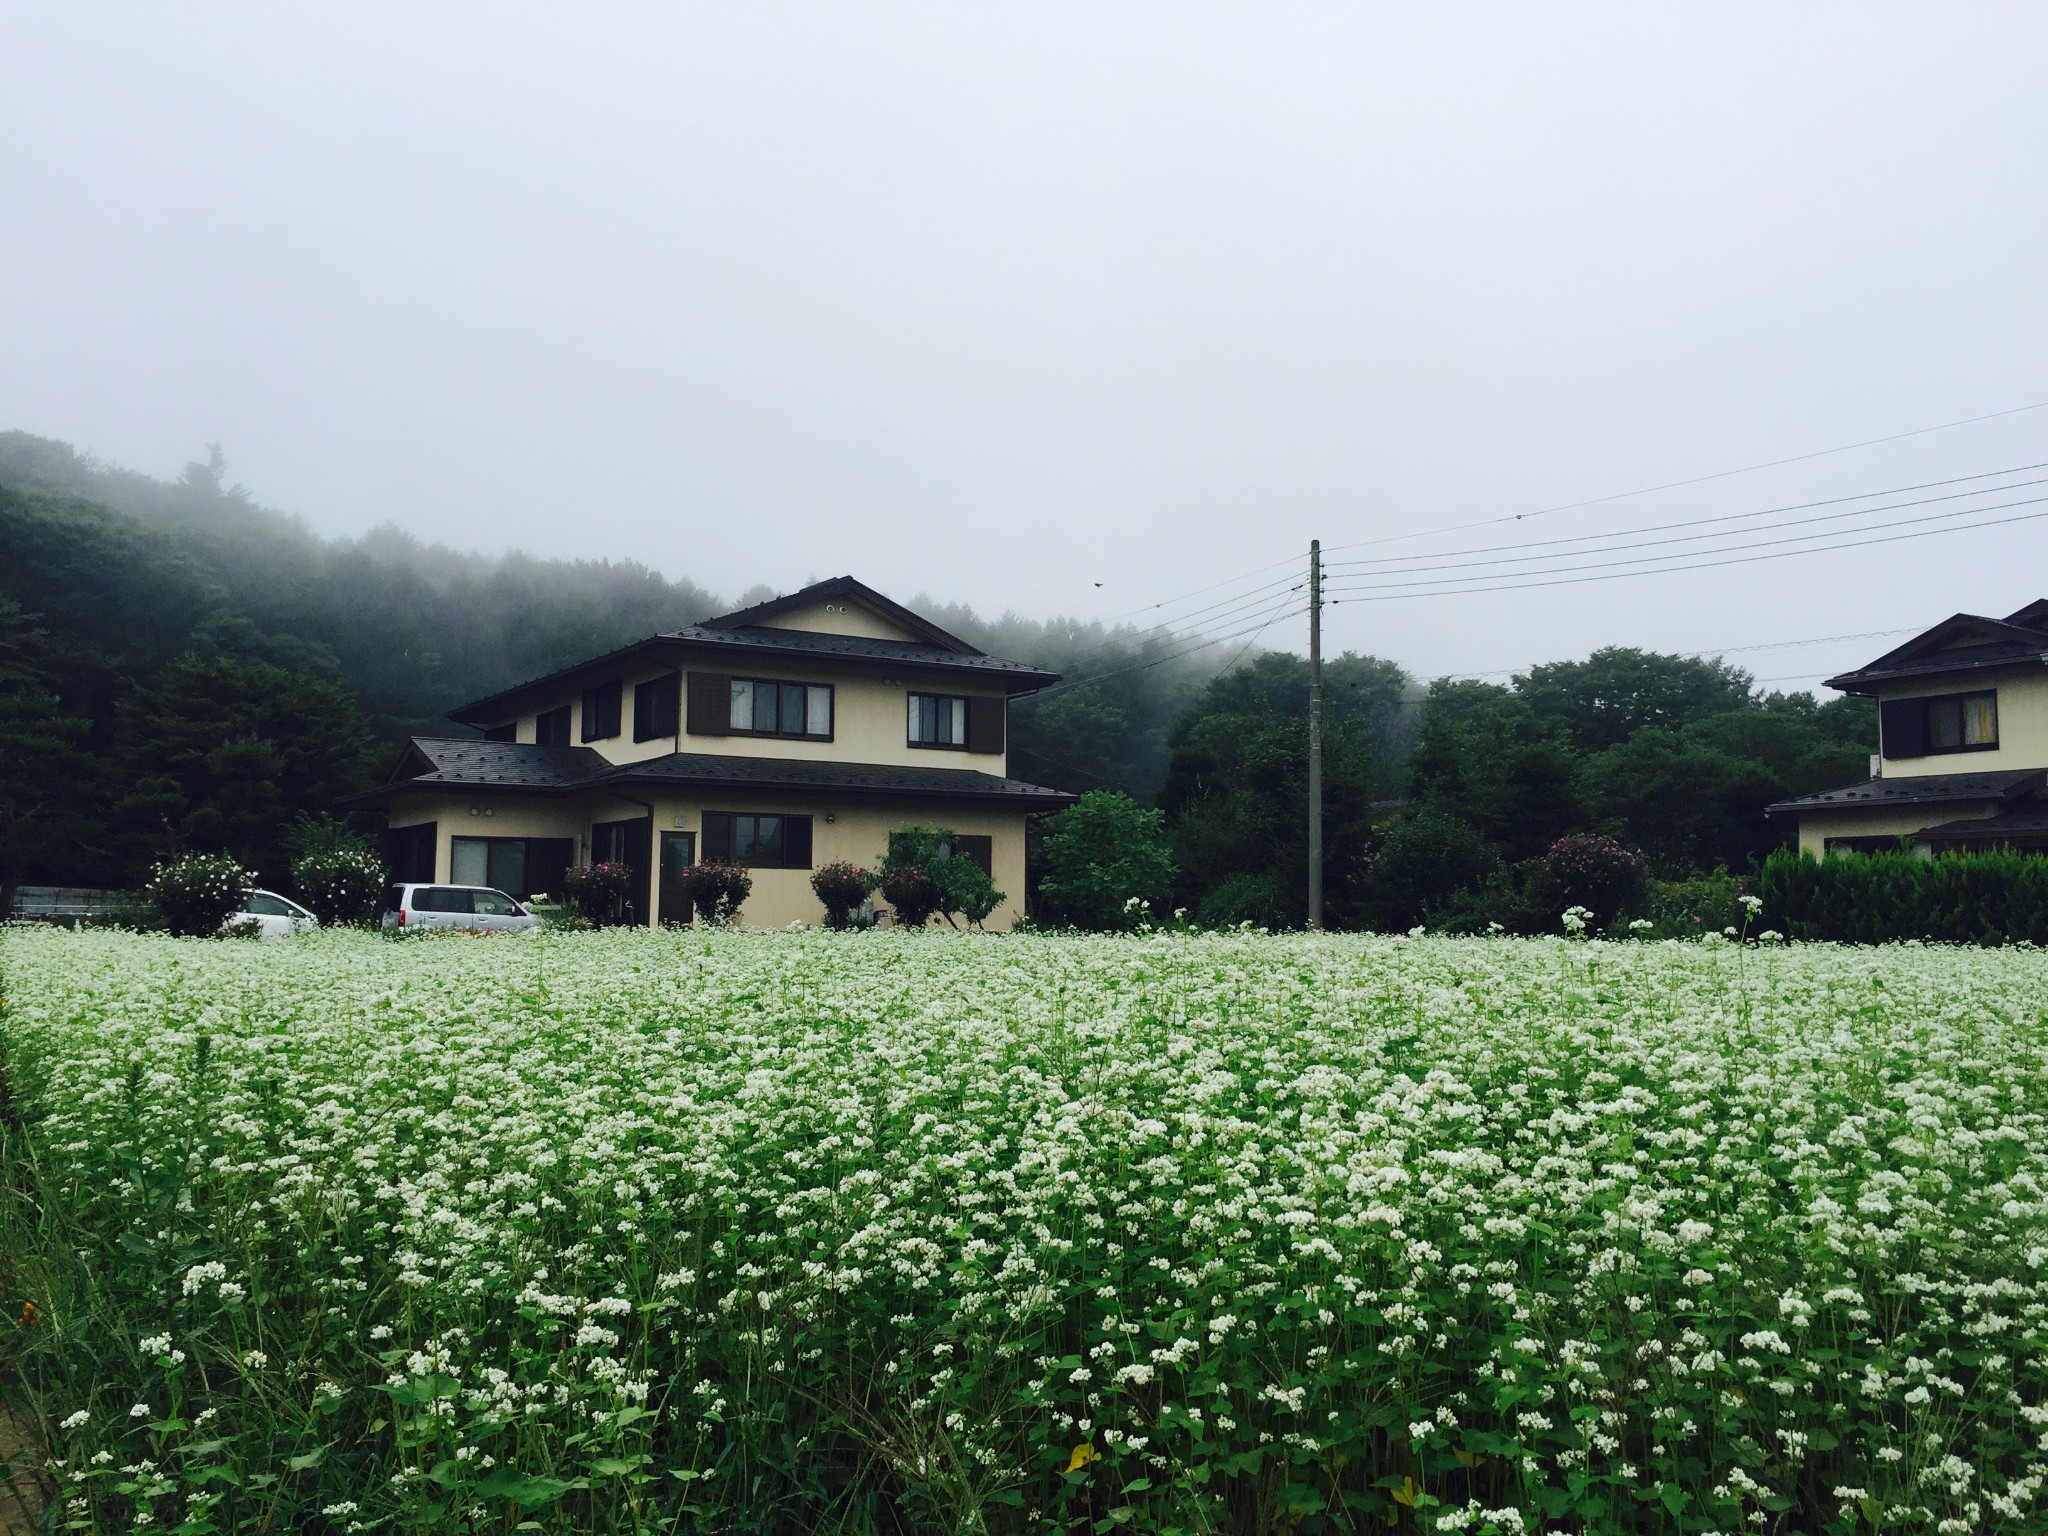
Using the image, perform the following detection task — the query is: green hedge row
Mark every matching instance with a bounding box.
[1757,845,2048,945]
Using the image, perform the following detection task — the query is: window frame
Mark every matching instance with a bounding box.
[724,678,835,741]
[1883,688,1999,759]
[700,810,815,869]
[907,691,970,751]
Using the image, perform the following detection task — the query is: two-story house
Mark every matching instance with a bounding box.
[341,577,1078,928]
[1769,601,2048,856]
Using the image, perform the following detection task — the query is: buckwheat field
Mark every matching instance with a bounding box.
[4,926,2047,1535]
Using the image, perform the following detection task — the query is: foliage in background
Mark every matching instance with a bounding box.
[1639,871,1750,940]
[286,814,385,927]
[809,861,880,929]
[1757,845,2048,944]
[1358,811,1499,932]
[881,827,1005,928]
[1158,680,1383,929]
[1537,832,1645,928]
[144,852,254,937]
[1034,791,1176,932]
[7,928,2048,1533]
[679,860,752,926]
[562,861,636,926]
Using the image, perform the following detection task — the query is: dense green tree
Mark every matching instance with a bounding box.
[0,597,100,910]
[1360,811,1500,931]
[1159,706,1379,929]
[1515,647,1758,752]
[112,655,385,886]
[1405,698,1585,862]
[1036,790,1176,931]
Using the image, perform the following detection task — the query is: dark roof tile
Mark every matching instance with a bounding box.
[1766,767,2045,814]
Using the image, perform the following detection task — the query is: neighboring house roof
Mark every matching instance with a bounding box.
[446,575,1059,723]
[339,738,1080,812]
[1765,766,2047,816]
[1825,604,2048,692]
[1915,805,2048,844]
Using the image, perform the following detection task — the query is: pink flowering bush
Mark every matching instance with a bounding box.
[1539,832,1644,929]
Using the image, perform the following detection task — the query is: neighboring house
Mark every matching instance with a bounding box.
[1769,601,2048,856]
[341,577,1077,928]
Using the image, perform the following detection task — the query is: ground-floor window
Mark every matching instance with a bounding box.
[450,835,574,899]
[701,811,813,868]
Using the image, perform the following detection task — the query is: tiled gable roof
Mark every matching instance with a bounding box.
[1826,605,2048,692]
[1765,766,2045,815]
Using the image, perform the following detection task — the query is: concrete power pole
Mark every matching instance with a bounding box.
[1307,538,1324,931]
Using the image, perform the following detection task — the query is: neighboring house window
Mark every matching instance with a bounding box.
[909,692,968,748]
[1881,690,1997,759]
[634,672,681,741]
[582,680,623,742]
[701,811,814,869]
[483,722,517,743]
[534,704,572,747]
[727,679,834,739]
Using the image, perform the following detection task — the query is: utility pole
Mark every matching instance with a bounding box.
[1307,538,1324,931]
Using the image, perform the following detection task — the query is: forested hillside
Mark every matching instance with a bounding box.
[0,431,1876,920]
[0,434,1236,895]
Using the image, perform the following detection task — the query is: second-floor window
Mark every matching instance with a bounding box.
[908,692,967,748]
[1881,689,1997,759]
[729,679,834,739]
[634,673,681,741]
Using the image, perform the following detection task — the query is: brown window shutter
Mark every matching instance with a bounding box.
[1879,698,1925,760]
[687,673,731,736]
[965,695,1005,754]
[784,815,814,869]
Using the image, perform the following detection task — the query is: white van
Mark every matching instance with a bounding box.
[224,889,320,938]
[380,883,541,934]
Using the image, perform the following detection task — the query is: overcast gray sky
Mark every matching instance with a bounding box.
[6,5,2047,688]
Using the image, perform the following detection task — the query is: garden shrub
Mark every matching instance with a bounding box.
[562,861,636,926]
[1538,832,1644,928]
[680,860,752,926]
[1035,790,1175,932]
[145,852,254,937]
[1192,871,1281,929]
[881,827,1004,928]
[1758,845,2048,944]
[810,861,879,929]
[1360,811,1498,931]
[1641,870,1747,940]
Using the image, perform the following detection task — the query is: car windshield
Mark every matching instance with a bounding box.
[471,890,524,917]
[244,893,292,916]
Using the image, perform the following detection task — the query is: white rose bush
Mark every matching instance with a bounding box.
[2,924,2046,1533]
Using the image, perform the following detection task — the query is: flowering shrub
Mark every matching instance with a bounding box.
[291,845,384,927]
[1539,832,1643,929]
[877,862,943,928]
[6,927,2048,1532]
[679,859,751,925]
[562,861,635,925]
[881,827,1004,928]
[144,852,254,937]
[809,861,879,929]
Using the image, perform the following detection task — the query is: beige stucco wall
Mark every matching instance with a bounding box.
[754,598,922,642]
[1876,666,2048,778]
[502,666,1008,776]
[387,792,1030,931]
[1793,803,1998,858]
[642,795,1027,930]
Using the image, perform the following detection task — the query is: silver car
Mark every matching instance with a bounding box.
[380,883,542,934]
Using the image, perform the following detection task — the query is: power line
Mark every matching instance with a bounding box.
[1031,594,1307,703]
[1322,461,2048,573]
[1324,497,2048,604]
[1320,396,2048,556]
[1324,489,2048,596]
[1325,476,2048,587]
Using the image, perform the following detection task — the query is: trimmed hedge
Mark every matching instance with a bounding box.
[1757,845,2048,945]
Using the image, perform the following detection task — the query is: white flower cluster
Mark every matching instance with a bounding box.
[10,923,2048,1532]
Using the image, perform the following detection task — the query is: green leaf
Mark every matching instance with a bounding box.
[286,1445,327,1472]
[589,1456,647,1477]
[186,1464,242,1488]
[1658,1485,1688,1517]
[475,1469,581,1509]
